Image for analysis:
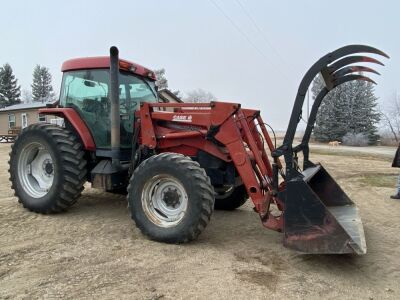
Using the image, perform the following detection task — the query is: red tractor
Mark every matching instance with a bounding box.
[9,46,388,254]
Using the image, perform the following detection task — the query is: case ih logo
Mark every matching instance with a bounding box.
[172,115,193,122]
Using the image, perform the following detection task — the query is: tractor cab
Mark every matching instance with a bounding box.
[59,57,158,154]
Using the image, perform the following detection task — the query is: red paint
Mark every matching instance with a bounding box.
[159,145,199,157]
[61,56,156,80]
[263,212,283,232]
[139,103,157,149]
[137,101,283,230]
[157,138,230,162]
[39,108,96,151]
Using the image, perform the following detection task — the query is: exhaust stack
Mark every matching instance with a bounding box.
[110,46,121,167]
[91,46,126,191]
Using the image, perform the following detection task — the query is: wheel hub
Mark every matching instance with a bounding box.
[17,142,54,198]
[141,175,188,227]
[43,159,54,176]
[163,189,181,208]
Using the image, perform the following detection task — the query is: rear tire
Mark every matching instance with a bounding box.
[9,123,87,213]
[214,185,248,210]
[127,153,214,243]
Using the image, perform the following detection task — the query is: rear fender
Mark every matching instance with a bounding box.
[39,108,96,151]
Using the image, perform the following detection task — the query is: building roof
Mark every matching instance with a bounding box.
[158,89,184,103]
[0,102,52,112]
[61,56,156,81]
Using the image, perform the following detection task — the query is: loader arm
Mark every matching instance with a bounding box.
[137,101,282,225]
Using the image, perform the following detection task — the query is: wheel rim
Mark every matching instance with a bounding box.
[141,174,188,228]
[17,142,54,198]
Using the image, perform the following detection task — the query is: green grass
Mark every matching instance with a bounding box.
[358,173,398,188]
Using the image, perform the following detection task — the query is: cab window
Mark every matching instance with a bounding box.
[59,69,157,149]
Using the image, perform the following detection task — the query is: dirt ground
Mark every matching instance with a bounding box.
[1,142,400,299]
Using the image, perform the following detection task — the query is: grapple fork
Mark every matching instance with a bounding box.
[272,45,389,254]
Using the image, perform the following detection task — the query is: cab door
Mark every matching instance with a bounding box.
[119,72,158,148]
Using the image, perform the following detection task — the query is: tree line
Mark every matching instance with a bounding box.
[0,64,55,108]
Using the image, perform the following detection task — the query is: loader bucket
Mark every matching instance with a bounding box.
[283,164,366,255]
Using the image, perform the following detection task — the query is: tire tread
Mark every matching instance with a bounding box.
[8,124,87,213]
[127,153,214,243]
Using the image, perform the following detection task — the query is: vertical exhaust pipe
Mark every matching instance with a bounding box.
[110,46,121,168]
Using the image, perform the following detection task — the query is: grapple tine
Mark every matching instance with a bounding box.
[333,65,380,78]
[280,45,389,150]
[329,56,384,72]
[330,45,390,60]
[333,74,377,87]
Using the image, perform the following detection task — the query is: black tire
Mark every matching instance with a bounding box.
[9,123,87,213]
[214,185,248,210]
[127,153,214,243]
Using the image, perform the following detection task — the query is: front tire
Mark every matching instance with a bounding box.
[127,153,214,243]
[9,123,87,213]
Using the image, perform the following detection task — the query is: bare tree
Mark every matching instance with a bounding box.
[184,89,216,103]
[21,89,33,104]
[381,92,400,143]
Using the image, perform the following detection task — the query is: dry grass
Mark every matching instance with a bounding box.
[358,173,398,188]
[311,148,392,162]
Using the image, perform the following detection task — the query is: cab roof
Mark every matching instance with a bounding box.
[61,56,156,81]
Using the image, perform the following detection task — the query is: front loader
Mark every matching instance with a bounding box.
[9,45,388,254]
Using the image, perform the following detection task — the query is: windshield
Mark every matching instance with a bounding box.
[59,69,158,149]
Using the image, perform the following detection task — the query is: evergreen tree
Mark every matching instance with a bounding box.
[312,73,380,144]
[31,65,55,102]
[0,63,21,107]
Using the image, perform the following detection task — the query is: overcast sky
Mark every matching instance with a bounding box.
[0,0,398,129]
